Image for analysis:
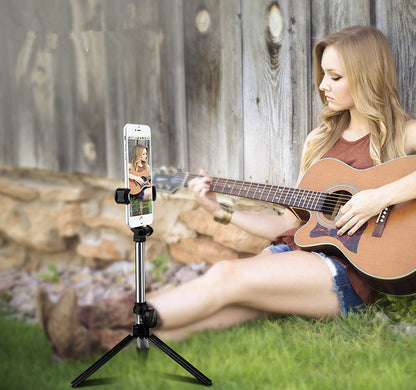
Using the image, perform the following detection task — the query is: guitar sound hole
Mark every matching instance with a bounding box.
[322,190,351,221]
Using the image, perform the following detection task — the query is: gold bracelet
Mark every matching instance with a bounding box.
[213,203,234,225]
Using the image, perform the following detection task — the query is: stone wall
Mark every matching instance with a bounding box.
[0,166,278,272]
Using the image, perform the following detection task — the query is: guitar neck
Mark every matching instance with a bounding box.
[184,174,327,211]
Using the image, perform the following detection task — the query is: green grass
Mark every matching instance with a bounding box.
[1,311,415,390]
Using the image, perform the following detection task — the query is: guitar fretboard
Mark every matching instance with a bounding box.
[184,174,327,211]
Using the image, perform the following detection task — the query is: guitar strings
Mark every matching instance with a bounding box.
[180,175,354,207]
[193,175,353,205]
[159,173,352,213]
[163,173,353,209]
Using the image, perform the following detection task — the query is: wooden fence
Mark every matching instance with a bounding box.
[0,0,415,185]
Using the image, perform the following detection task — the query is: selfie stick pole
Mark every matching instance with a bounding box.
[71,187,212,388]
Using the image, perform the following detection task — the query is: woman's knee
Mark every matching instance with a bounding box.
[204,259,235,287]
[203,259,251,306]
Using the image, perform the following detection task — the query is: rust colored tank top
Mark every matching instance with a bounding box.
[273,133,380,304]
[322,133,373,169]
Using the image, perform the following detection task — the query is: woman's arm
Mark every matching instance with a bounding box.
[128,162,145,183]
[217,208,300,242]
[128,171,145,184]
[188,171,300,241]
[187,129,325,241]
[336,119,416,236]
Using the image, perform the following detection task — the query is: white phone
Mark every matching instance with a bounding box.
[123,123,153,228]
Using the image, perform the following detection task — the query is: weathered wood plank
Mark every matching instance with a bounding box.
[310,0,371,130]
[7,2,43,169]
[375,0,416,117]
[69,30,107,175]
[242,0,310,186]
[55,31,77,173]
[0,2,13,166]
[102,28,124,179]
[116,2,166,172]
[217,0,244,179]
[183,0,243,178]
[158,0,188,169]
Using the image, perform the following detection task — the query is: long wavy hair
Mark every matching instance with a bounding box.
[130,144,150,172]
[300,25,408,175]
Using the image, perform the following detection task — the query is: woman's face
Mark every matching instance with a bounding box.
[141,148,148,162]
[319,45,354,112]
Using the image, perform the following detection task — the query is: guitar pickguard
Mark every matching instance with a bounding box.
[309,222,367,254]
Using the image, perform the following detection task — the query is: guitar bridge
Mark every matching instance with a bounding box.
[372,206,392,238]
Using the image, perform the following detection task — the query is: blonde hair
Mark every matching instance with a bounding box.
[130,144,150,172]
[300,25,408,175]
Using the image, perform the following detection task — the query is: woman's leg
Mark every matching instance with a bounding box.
[154,306,261,341]
[148,250,340,331]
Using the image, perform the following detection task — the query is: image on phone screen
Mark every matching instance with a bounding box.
[127,137,152,219]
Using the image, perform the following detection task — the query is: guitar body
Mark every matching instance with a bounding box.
[294,157,416,295]
[129,169,151,195]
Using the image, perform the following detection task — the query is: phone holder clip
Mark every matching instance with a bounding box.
[114,187,157,205]
[114,188,131,205]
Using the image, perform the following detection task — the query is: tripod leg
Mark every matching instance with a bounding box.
[149,334,212,386]
[71,334,135,388]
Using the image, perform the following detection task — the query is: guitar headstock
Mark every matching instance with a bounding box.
[152,167,188,194]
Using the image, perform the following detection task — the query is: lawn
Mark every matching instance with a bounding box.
[1,308,415,390]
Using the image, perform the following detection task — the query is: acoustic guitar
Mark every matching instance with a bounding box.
[129,169,151,195]
[153,156,416,295]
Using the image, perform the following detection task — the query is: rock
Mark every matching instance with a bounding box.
[21,249,85,271]
[58,203,83,237]
[84,216,132,236]
[77,239,124,261]
[173,267,199,284]
[169,236,239,265]
[371,311,390,323]
[393,323,416,335]
[103,260,133,275]
[0,271,23,291]
[0,195,66,252]
[0,245,26,271]
[83,195,131,236]
[38,183,90,203]
[151,198,197,242]
[0,177,40,201]
[179,209,269,253]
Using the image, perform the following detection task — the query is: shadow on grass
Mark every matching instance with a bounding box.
[162,373,204,385]
[75,377,119,387]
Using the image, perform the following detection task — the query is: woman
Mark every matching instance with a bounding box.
[38,26,416,357]
[128,144,152,201]
[146,26,416,340]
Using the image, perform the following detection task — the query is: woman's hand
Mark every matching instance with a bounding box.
[188,170,223,218]
[129,174,145,185]
[335,188,387,236]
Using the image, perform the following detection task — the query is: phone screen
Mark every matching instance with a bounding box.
[124,124,153,227]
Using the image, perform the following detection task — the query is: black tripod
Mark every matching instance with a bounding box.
[71,189,212,387]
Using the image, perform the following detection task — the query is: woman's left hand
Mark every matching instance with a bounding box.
[335,188,387,236]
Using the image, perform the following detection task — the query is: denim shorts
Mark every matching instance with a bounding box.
[264,244,364,317]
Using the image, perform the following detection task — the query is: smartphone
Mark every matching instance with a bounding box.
[123,123,153,228]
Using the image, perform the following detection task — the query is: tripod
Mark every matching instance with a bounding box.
[71,190,212,387]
